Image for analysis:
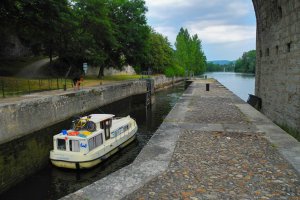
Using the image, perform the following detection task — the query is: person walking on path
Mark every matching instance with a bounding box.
[73,75,84,90]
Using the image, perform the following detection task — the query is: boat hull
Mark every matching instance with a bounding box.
[50,134,136,169]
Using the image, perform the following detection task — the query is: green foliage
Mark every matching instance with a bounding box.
[133,66,141,74]
[107,0,149,68]
[174,28,206,76]
[146,29,174,73]
[234,50,256,73]
[164,64,185,77]
[0,0,149,77]
[1,1,207,78]
[164,67,175,77]
[206,62,235,72]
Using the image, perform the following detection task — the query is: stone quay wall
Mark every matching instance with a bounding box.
[152,76,183,90]
[0,76,184,145]
[0,81,147,145]
[253,0,300,132]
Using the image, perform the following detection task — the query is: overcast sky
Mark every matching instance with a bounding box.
[144,0,256,61]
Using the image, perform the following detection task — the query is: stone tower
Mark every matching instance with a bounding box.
[253,0,300,133]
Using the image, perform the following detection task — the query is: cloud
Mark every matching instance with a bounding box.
[186,20,256,44]
[146,0,253,21]
[146,0,194,7]
[144,0,256,60]
[153,26,178,44]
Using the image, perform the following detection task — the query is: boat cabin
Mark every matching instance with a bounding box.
[53,114,114,153]
[53,114,133,154]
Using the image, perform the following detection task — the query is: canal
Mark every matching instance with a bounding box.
[205,72,255,101]
[0,83,185,200]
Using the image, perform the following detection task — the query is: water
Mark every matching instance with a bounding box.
[0,83,185,200]
[205,72,255,101]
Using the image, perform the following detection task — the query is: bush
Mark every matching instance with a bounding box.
[174,65,185,76]
[133,66,141,74]
[164,67,175,77]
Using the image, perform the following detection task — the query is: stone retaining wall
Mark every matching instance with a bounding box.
[0,76,183,145]
[0,81,147,145]
[153,76,183,90]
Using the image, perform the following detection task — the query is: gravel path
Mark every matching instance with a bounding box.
[124,80,300,200]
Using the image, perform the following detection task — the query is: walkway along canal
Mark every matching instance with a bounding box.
[63,79,300,200]
[0,81,185,199]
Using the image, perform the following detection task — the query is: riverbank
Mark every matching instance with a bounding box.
[63,79,300,200]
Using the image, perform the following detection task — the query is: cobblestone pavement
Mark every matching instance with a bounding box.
[124,80,300,200]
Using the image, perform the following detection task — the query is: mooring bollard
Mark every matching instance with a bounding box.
[206,83,210,91]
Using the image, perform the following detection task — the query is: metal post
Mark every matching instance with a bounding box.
[1,80,5,98]
[57,78,59,89]
[28,80,31,94]
[15,80,18,95]
[206,83,210,91]
[39,79,41,90]
[63,78,67,91]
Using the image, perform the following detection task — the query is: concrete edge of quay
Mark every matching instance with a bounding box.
[61,79,300,200]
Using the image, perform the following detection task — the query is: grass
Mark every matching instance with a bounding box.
[0,77,73,97]
[101,74,146,81]
[0,74,152,98]
[81,74,152,87]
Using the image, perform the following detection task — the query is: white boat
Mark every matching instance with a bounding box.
[50,114,138,169]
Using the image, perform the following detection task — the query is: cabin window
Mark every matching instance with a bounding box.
[89,134,103,151]
[111,125,130,138]
[124,125,129,131]
[95,134,103,146]
[57,139,66,151]
[69,140,80,152]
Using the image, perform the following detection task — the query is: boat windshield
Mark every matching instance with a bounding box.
[71,119,96,132]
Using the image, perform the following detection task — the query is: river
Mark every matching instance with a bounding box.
[205,72,255,101]
[0,83,185,200]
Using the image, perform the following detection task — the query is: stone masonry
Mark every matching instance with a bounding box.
[253,0,300,132]
[62,79,300,200]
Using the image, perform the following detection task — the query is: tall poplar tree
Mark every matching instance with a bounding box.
[174,28,206,76]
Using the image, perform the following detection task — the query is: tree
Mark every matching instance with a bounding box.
[63,0,116,73]
[106,0,149,71]
[0,0,71,59]
[174,28,206,76]
[234,50,256,73]
[145,29,174,73]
